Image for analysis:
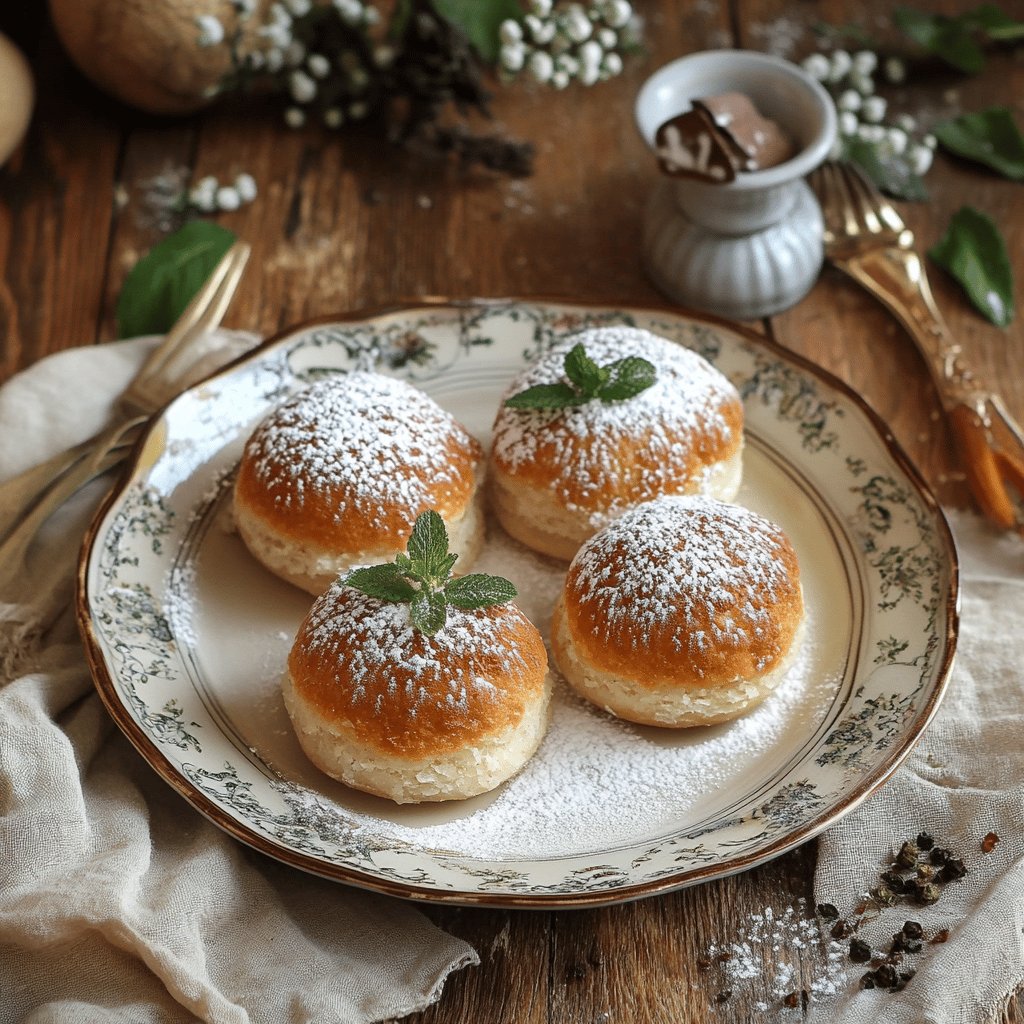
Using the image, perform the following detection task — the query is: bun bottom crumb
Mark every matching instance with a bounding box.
[551,595,804,728]
[282,670,554,804]
[489,447,743,562]
[235,482,486,595]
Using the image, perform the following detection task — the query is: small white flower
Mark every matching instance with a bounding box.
[307,53,331,78]
[265,47,285,72]
[190,188,217,212]
[838,110,859,137]
[602,0,632,28]
[555,53,580,75]
[529,0,553,16]
[235,173,258,202]
[579,62,600,86]
[286,0,312,16]
[499,19,523,44]
[195,15,225,48]
[333,0,363,25]
[260,23,292,49]
[837,89,861,113]
[285,40,306,67]
[269,3,292,25]
[532,20,557,45]
[195,175,218,194]
[857,123,885,143]
[597,27,618,49]
[861,95,886,123]
[551,69,570,89]
[601,51,623,77]
[216,186,241,211]
[852,50,877,75]
[885,127,908,155]
[849,70,875,96]
[828,49,852,82]
[528,49,554,83]
[923,133,937,150]
[909,143,933,175]
[801,53,830,81]
[500,43,526,72]
[895,113,918,133]
[373,44,395,68]
[579,39,603,70]
[246,50,265,70]
[284,107,306,128]
[348,100,369,119]
[289,69,317,103]
[563,5,593,43]
[883,56,906,84]
[323,107,344,128]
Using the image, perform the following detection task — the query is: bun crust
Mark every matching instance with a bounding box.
[285,582,551,802]
[489,326,743,560]
[552,495,803,727]
[233,372,484,592]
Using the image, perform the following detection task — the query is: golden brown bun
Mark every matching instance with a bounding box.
[489,326,744,561]
[552,495,803,728]
[233,372,484,593]
[285,581,551,803]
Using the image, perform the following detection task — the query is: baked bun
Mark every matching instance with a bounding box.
[489,326,743,561]
[552,495,803,728]
[284,582,552,803]
[233,372,485,594]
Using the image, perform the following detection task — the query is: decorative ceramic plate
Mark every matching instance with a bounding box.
[78,300,958,908]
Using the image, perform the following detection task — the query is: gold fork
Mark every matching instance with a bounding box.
[0,240,251,588]
[809,160,1024,533]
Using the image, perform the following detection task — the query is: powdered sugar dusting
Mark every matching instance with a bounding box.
[243,371,477,525]
[570,496,799,674]
[491,326,740,513]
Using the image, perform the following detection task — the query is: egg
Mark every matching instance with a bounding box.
[0,33,34,166]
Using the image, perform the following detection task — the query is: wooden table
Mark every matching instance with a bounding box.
[2,2,1021,1021]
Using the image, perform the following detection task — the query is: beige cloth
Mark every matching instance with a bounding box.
[0,336,478,1024]
[811,511,1024,1023]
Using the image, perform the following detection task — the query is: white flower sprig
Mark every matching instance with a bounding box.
[188,172,259,213]
[802,47,937,182]
[498,0,636,89]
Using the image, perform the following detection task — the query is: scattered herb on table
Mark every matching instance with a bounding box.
[344,509,517,635]
[115,221,237,339]
[928,206,1015,327]
[933,107,1024,181]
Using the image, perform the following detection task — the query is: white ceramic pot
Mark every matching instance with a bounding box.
[635,50,837,320]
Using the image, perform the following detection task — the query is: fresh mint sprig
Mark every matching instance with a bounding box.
[504,342,657,411]
[344,510,517,635]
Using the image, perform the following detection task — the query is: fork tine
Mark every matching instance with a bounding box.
[839,161,907,235]
[836,161,885,236]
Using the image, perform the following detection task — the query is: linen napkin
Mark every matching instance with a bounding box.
[810,511,1024,1023]
[0,335,478,1024]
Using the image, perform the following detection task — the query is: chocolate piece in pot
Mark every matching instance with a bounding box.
[694,92,795,171]
[653,106,737,183]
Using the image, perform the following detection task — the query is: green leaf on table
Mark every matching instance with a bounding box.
[928,206,1014,327]
[342,510,517,635]
[933,107,1024,180]
[893,4,1024,73]
[115,221,237,339]
[844,138,929,201]
[430,0,523,63]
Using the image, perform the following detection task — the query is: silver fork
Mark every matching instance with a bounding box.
[809,160,1024,533]
[0,240,251,588]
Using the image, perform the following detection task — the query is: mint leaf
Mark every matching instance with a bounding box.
[844,139,929,201]
[345,564,418,602]
[504,382,585,410]
[445,574,518,609]
[933,107,1024,180]
[598,356,657,402]
[430,0,522,63]
[928,206,1014,327]
[410,588,448,635]
[407,510,449,574]
[563,343,608,395]
[116,221,236,339]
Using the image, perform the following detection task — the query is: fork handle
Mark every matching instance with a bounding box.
[844,247,1024,530]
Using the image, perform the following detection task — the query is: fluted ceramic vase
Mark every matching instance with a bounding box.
[635,50,838,320]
